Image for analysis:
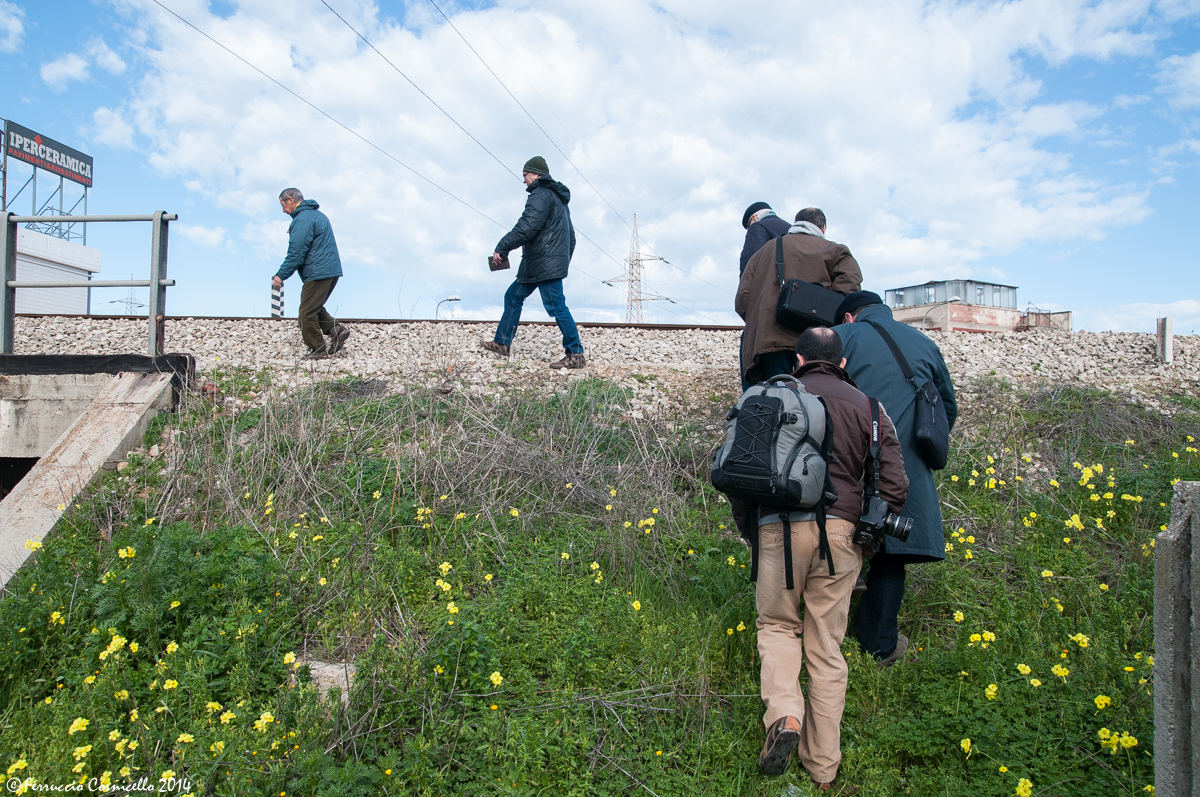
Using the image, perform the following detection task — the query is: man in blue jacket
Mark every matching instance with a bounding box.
[834,291,957,667]
[482,156,585,369]
[273,188,348,359]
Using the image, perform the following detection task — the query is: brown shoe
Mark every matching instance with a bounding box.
[757,716,801,776]
[480,340,510,357]
[301,347,329,361]
[817,775,860,794]
[879,633,909,668]
[549,352,586,369]
[327,324,350,355]
[852,574,867,596]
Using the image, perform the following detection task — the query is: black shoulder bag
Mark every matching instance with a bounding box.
[863,321,950,470]
[774,237,843,331]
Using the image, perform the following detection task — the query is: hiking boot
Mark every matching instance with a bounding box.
[879,633,909,668]
[327,324,350,355]
[758,716,801,776]
[852,574,868,596]
[301,347,329,361]
[549,351,586,369]
[480,339,510,357]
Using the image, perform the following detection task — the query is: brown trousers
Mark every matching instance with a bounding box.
[298,277,338,351]
[756,517,861,783]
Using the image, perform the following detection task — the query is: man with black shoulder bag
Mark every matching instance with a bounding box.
[717,327,907,790]
[833,291,958,667]
[735,208,862,390]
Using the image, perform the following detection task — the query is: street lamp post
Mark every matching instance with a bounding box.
[921,297,961,331]
[436,295,461,319]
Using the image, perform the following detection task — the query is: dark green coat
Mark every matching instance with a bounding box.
[836,304,958,562]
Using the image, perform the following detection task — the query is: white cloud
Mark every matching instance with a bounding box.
[176,224,227,247]
[113,0,1183,322]
[87,38,126,74]
[93,107,135,148]
[1077,299,1200,334]
[1159,50,1200,107]
[0,0,22,53]
[40,53,89,91]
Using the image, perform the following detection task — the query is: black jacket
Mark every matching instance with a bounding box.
[739,214,791,275]
[496,177,576,284]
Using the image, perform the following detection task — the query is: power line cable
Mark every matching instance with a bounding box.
[150,0,728,322]
[426,0,735,299]
[318,0,519,181]
[149,0,506,229]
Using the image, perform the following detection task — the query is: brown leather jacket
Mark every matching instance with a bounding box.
[735,231,862,377]
[731,360,908,534]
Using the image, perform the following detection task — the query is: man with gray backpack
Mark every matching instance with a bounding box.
[714,327,908,789]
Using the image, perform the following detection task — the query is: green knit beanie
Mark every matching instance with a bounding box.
[522,156,550,176]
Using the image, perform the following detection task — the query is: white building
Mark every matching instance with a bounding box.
[15,228,101,314]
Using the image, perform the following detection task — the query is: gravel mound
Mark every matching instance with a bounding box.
[14,316,1198,407]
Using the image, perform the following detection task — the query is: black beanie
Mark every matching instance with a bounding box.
[742,202,771,229]
[523,156,549,176]
[834,291,883,324]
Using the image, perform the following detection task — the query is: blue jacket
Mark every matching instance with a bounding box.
[276,200,343,283]
[495,177,575,284]
[836,304,958,562]
[739,213,791,275]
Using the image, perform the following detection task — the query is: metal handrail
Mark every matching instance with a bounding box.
[8,214,178,223]
[7,280,176,288]
[2,210,175,355]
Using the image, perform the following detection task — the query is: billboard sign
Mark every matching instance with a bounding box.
[4,120,93,187]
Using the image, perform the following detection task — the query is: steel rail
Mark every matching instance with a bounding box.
[14,312,742,332]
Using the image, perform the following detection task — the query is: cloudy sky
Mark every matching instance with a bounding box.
[1,0,1198,332]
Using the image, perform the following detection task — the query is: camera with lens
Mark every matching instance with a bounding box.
[853,495,913,552]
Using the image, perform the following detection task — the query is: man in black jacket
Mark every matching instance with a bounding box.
[740,202,791,276]
[482,156,585,369]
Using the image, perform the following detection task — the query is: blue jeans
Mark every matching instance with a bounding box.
[494,279,583,353]
[742,349,797,391]
[856,552,906,660]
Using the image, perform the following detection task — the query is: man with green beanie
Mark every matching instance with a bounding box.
[482,156,586,369]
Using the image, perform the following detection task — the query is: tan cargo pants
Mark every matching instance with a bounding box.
[755,517,861,783]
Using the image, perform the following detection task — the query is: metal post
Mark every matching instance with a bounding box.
[30,167,35,216]
[57,175,63,238]
[1159,317,1175,365]
[0,213,16,353]
[82,187,87,246]
[147,211,169,356]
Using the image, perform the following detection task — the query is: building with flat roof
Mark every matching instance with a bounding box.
[15,228,101,315]
[885,280,1070,333]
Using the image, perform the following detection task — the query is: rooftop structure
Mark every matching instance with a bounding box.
[885,279,1070,333]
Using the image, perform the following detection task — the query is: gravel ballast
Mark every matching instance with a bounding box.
[13,316,1198,407]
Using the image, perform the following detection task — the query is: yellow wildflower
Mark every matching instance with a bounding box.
[490,671,503,687]
[1017,663,1031,675]
[1094,695,1112,710]
[632,601,641,611]
[68,717,89,735]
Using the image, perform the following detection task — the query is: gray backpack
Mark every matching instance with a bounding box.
[711,374,839,586]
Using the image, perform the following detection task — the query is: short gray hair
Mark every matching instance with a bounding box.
[279,187,304,203]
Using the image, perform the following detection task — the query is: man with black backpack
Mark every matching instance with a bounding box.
[834,291,958,668]
[718,327,907,788]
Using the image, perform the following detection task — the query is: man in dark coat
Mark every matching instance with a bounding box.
[736,208,862,390]
[274,188,348,360]
[740,202,792,276]
[834,291,958,667]
[482,156,585,369]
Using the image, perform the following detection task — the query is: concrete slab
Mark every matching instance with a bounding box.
[1155,480,1200,797]
[0,373,114,457]
[0,372,174,588]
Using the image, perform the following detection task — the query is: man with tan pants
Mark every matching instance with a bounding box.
[733,327,907,789]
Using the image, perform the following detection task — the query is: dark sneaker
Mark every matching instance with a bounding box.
[852,574,868,596]
[758,716,801,776]
[301,347,329,361]
[879,633,909,668]
[327,324,351,355]
[549,352,586,369]
[480,340,510,357]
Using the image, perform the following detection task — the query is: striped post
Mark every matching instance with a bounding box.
[271,283,284,318]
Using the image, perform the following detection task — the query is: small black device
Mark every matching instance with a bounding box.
[853,397,913,553]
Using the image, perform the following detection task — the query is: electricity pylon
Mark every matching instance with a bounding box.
[604,215,675,323]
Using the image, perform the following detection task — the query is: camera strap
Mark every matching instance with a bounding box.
[868,397,882,498]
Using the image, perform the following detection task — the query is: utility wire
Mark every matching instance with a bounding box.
[149,0,505,229]
[426,0,735,299]
[318,0,519,181]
